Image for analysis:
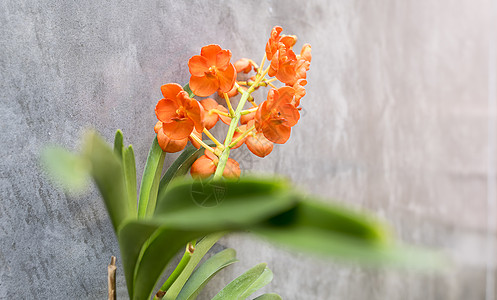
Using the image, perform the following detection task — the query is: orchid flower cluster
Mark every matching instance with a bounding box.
[154,26,311,179]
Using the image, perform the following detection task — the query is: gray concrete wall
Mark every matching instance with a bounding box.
[1,0,495,299]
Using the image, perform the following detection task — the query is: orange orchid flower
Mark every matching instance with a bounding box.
[190,149,241,179]
[255,86,300,144]
[234,58,253,73]
[155,83,204,140]
[154,121,188,153]
[265,26,297,61]
[188,44,237,97]
[243,120,274,157]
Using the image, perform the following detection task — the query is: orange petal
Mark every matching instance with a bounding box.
[217,64,236,93]
[190,75,219,97]
[275,61,298,85]
[200,98,220,130]
[190,155,216,179]
[200,44,222,66]
[223,158,241,178]
[188,55,210,77]
[163,118,194,140]
[279,103,300,127]
[246,131,274,157]
[205,148,218,161]
[155,98,179,123]
[231,124,248,149]
[280,35,297,48]
[216,49,232,71]
[185,98,204,132]
[234,58,252,73]
[262,122,291,144]
[300,43,312,62]
[154,121,163,134]
[164,137,188,153]
[188,128,202,149]
[156,127,171,151]
[217,105,232,125]
[240,111,255,124]
[160,83,183,101]
[276,86,296,105]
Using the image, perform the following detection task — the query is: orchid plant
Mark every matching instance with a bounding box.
[43,26,440,300]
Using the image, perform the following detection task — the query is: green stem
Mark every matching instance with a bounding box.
[154,241,196,299]
[213,67,269,180]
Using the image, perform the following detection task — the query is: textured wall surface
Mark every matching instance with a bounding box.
[1,0,496,299]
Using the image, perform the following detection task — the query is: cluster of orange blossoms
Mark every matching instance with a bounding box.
[154,26,311,179]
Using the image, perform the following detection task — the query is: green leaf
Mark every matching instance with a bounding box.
[253,294,282,300]
[114,129,124,159]
[138,137,165,218]
[157,142,215,200]
[41,146,90,193]
[123,145,137,216]
[211,263,270,300]
[164,233,226,300]
[183,83,195,98]
[239,266,273,299]
[176,248,238,300]
[254,200,443,268]
[118,177,442,300]
[82,131,130,232]
[153,177,297,230]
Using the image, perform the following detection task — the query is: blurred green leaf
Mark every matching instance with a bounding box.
[114,129,124,159]
[138,137,165,218]
[176,248,238,300]
[82,131,130,232]
[253,294,282,300]
[123,145,137,217]
[211,263,270,300]
[153,177,297,230]
[164,233,225,300]
[41,146,90,193]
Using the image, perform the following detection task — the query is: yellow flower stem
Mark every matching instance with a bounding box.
[189,133,215,154]
[228,125,255,149]
[210,109,231,118]
[257,53,266,77]
[237,81,248,86]
[268,82,277,89]
[213,66,270,180]
[203,128,222,147]
[240,107,258,115]
[223,93,235,117]
[266,78,277,83]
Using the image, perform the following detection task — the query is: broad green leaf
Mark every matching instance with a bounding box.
[157,142,215,200]
[239,266,273,299]
[211,263,269,300]
[41,146,90,193]
[123,145,137,216]
[253,294,282,300]
[114,129,124,159]
[177,248,238,300]
[118,177,442,299]
[82,132,130,232]
[164,233,226,300]
[254,200,443,268]
[153,177,297,230]
[183,83,195,98]
[138,137,165,218]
